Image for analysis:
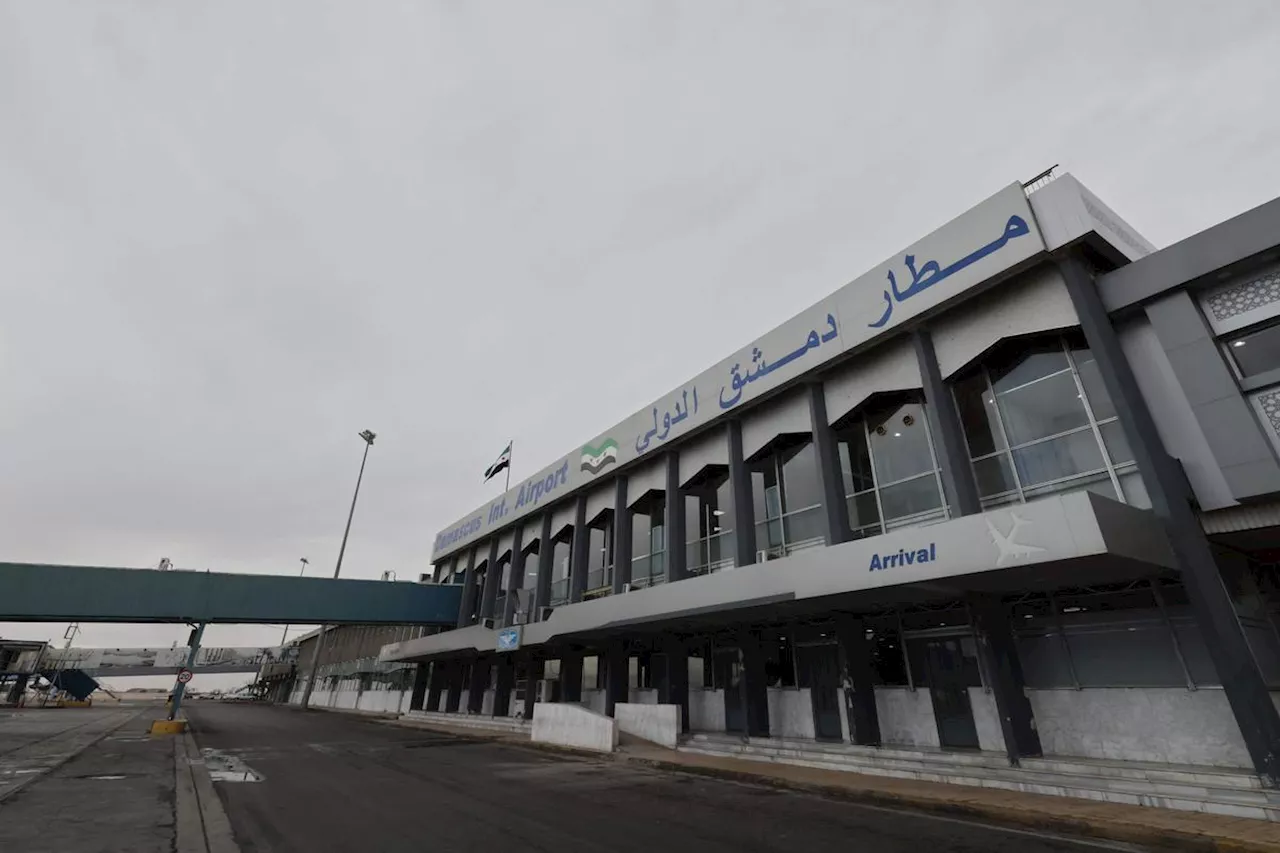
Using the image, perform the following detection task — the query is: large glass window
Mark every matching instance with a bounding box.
[585,522,612,597]
[751,440,826,560]
[549,536,571,606]
[685,474,734,576]
[629,501,666,588]
[835,400,946,540]
[953,338,1150,509]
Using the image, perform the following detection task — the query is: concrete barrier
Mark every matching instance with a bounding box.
[615,703,681,749]
[531,703,617,753]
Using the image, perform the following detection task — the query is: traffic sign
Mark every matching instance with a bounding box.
[176,669,193,684]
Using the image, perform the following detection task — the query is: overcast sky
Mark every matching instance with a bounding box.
[3,1,1279,687]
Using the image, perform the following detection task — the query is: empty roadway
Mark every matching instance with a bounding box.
[186,703,1142,853]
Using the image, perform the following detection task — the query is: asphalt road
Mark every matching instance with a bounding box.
[187,703,1141,853]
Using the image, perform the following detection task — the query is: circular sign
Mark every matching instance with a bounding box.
[176,669,193,684]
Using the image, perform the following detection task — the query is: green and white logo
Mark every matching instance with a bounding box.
[580,438,619,474]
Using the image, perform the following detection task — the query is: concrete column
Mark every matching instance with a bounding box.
[807,383,853,546]
[444,662,463,713]
[479,537,501,622]
[739,632,770,738]
[970,596,1041,764]
[604,644,629,717]
[658,641,691,734]
[570,495,590,603]
[505,523,527,626]
[535,512,554,620]
[493,655,515,718]
[835,615,880,746]
[664,452,687,583]
[1060,254,1280,783]
[727,421,757,567]
[913,328,981,517]
[457,547,480,628]
[612,476,632,594]
[409,663,430,712]
[523,658,544,720]
[466,658,489,714]
[425,662,445,712]
[560,650,583,703]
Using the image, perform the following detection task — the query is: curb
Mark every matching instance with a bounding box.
[177,723,239,852]
[617,755,1276,853]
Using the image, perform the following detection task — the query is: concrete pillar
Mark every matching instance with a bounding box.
[913,328,981,517]
[535,512,554,620]
[409,663,429,712]
[493,656,515,717]
[560,650,583,703]
[657,641,691,734]
[740,632,770,738]
[425,662,445,712]
[664,453,686,583]
[612,476,632,594]
[457,547,480,629]
[807,383,853,546]
[835,615,880,746]
[1060,254,1280,783]
[505,523,526,626]
[523,658,544,720]
[604,644,629,717]
[466,658,489,714]
[727,421,757,567]
[444,662,463,713]
[970,596,1041,764]
[570,495,590,603]
[479,537,501,622]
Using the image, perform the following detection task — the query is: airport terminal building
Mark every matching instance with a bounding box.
[381,172,1280,792]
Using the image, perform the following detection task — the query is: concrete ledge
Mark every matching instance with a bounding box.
[532,703,617,753]
[615,703,680,750]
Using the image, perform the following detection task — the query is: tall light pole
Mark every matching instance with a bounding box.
[300,430,376,710]
[279,557,309,647]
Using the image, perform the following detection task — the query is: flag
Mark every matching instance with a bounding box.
[484,442,512,482]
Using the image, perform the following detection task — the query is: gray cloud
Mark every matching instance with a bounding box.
[2,0,1279,671]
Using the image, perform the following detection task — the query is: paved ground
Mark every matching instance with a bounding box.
[187,703,1140,853]
[0,705,174,853]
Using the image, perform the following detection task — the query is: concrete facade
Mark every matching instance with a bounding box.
[382,173,1280,797]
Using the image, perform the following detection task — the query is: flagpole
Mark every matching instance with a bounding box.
[505,439,512,491]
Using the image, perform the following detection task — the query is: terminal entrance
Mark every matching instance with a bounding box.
[916,635,983,750]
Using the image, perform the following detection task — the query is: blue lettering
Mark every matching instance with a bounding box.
[868,553,881,572]
[869,543,936,572]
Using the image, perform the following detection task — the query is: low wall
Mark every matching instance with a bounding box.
[1029,687,1251,768]
[689,688,725,731]
[767,688,815,740]
[969,688,1006,753]
[532,703,617,752]
[874,686,939,747]
[615,703,681,749]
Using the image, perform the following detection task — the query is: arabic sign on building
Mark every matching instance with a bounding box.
[432,182,1045,561]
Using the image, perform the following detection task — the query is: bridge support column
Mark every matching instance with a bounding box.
[167,622,205,721]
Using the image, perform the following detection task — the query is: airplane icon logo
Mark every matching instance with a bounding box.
[986,512,1045,567]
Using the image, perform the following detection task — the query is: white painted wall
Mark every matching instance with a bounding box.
[629,687,659,705]
[615,703,681,748]
[767,688,815,740]
[968,688,1006,754]
[1029,687,1251,768]
[532,703,617,752]
[874,687,939,747]
[689,688,725,732]
[580,688,606,714]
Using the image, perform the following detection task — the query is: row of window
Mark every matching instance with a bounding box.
[444,335,1152,621]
